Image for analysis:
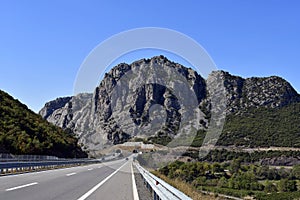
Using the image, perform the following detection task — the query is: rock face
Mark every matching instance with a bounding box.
[40,93,93,131]
[213,71,300,113]
[40,56,300,152]
[39,97,72,120]
[261,156,300,166]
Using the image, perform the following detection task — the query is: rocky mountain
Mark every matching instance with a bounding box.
[0,90,87,158]
[40,56,207,153]
[218,71,300,113]
[40,56,300,153]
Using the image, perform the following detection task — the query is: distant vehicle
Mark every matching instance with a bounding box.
[133,149,138,153]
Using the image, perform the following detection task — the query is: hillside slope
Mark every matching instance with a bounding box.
[219,102,300,147]
[0,90,87,158]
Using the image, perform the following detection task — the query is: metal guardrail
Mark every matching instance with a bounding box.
[134,162,192,200]
[0,159,99,174]
[0,152,125,175]
[0,153,59,161]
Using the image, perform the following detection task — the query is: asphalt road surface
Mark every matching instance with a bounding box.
[0,157,139,200]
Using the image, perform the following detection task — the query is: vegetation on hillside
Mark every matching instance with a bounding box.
[219,103,300,147]
[183,148,300,164]
[156,160,300,200]
[0,90,87,158]
[145,103,300,148]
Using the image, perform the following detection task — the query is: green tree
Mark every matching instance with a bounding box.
[212,162,223,173]
[292,165,300,179]
[193,176,207,187]
[217,177,228,188]
[264,181,277,193]
[278,179,297,192]
[229,159,241,174]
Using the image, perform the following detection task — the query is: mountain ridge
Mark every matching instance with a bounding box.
[39,56,300,154]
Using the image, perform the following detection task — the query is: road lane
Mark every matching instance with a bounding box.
[1,163,102,190]
[77,162,128,200]
[0,159,131,200]
[87,160,135,200]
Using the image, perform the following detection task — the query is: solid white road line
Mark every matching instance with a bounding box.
[131,163,139,200]
[66,172,77,176]
[77,162,127,200]
[5,182,38,191]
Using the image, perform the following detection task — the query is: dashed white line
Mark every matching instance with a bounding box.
[77,162,127,200]
[66,172,77,176]
[131,163,139,200]
[87,168,93,171]
[5,182,38,191]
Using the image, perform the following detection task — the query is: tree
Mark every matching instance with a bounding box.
[229,159,241,174]
[212,163,223,174]
[292,165,300,179]
[264,181,277,193]
[193,176,207,187]
[228,177,237,189]
[217,177,228,188]
[278,179,297,192]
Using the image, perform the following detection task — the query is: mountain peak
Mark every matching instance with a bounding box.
[39,56,300,155]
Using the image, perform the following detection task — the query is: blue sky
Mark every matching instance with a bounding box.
[0,0,299,112]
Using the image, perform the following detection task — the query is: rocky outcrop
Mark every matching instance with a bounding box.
[39,97,72,119]
[214,71,300,113]
[261,156,300,166]
[40,56,300,153]
[41,93,93,130]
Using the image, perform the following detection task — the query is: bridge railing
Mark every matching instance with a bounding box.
[0,153,59,162]
[0,159,98,174]
[134,162,192,200]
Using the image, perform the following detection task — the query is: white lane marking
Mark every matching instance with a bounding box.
[66,172,77,176]
[131,163,139,200]
[87,168,93,171]
[77,162,127,200]
[5,182,38,191]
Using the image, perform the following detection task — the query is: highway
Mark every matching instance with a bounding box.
[0,158,138,200]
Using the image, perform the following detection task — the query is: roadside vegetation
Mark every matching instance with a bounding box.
[154,160,300,200]
[151,170,227,200]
